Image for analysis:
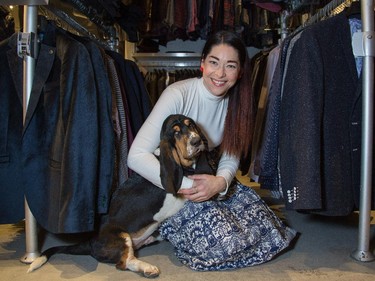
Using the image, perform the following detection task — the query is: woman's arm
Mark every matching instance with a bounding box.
[216,152,240,192]
[127,90,177,189]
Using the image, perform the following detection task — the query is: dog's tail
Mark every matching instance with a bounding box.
[27,241,91,273]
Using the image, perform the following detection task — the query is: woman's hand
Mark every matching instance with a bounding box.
[178,175,227,202]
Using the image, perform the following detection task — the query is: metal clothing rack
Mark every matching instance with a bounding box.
[20,4,39,263]
[285,0,375,262]
[133,52,201,69]
[279,1,351,55]
[2,0,120,264]
[351,0,375,262]
[3,0,374,264]
[286,0,351,38]
[38,5,118,52]
[2,0,49,264]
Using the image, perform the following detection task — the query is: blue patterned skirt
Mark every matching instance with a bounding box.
[159,183,296,271]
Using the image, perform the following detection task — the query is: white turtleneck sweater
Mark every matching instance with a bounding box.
[127,77,239,191]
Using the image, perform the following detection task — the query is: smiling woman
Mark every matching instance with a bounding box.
[200,44,241,98]
[127,30,297,271]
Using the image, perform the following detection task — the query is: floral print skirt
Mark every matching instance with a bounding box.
[159,183,297,271]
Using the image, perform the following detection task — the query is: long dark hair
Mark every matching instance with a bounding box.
[201,31,255,159]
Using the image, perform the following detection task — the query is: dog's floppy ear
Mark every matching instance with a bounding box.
[159,139,184,195]
[194,151,215,175]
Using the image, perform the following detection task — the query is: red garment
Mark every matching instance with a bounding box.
[255,3,282,13]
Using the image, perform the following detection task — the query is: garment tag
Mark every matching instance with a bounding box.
[17,32,37,58]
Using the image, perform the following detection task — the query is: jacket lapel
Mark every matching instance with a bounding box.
[22,43,56,136]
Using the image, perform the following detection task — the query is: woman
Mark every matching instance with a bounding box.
[128,30,296,271]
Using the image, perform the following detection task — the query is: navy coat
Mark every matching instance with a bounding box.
[0,37,24,223]
[1,24,114,233]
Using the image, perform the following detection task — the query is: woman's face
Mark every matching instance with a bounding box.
[201,44,242,97]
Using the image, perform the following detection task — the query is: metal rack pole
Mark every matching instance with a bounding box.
[19,4,40,264]
[351,0,375,262]
[3,0,48,265]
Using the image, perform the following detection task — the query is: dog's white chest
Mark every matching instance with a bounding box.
[153,194,186,222]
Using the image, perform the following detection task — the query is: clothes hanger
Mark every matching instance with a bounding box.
[346,0,362,19]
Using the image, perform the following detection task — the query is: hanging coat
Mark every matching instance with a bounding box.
[1,23,114,233]
[279,13,374,216]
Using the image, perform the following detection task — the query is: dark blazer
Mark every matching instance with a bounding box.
[71,36,115,215]
[2,24,114,233]
[0,37,25,223]
[279,13,371,216]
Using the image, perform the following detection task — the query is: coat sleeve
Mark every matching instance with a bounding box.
[279,29,324,210]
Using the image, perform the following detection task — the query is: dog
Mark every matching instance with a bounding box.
[28,114,217,277]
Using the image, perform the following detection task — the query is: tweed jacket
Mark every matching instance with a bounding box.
[279,13,372,216]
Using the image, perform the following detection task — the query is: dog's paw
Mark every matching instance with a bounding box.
[27,256,48,273]
[143,265,160,278]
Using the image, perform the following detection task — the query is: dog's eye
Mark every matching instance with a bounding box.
[188,123,195,129]
[174,131,180,137]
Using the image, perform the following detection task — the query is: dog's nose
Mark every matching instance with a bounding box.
[191,136,202,147]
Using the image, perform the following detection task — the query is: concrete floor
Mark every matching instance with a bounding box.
[1,177,374,281]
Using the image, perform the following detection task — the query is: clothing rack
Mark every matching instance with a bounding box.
[279,0,351,46]
[4,0,374,264]
[286,0,374,261]
[133,52,201,75]
[351,0,375,262]
[2,0,48,264]
[298,0,349,25]
[2,0,121,263]
[133,52,201,69]
[287,0,351,37]
[20,5,39,264]
[38,5,118,52]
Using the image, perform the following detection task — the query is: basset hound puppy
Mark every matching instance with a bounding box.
[28,114,217,278]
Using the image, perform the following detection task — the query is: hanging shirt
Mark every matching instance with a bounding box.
[349,17,363,77]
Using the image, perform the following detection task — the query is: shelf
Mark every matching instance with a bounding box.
[2,0,49,4]
[133,52,201,68]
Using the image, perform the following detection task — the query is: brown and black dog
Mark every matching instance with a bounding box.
[28,114,217,277]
